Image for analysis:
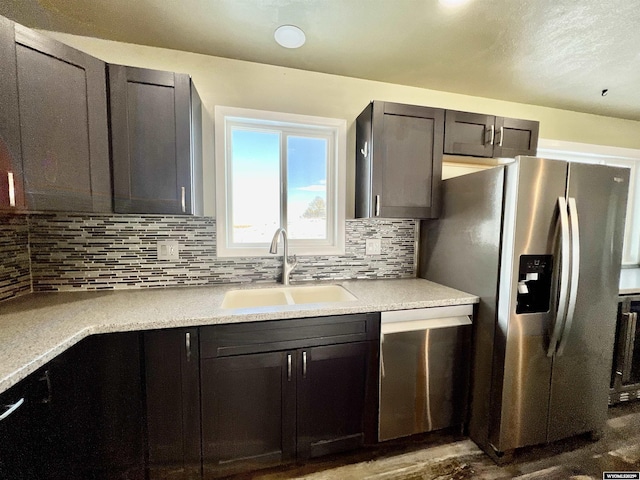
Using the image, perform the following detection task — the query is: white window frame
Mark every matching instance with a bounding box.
[215,106,346,257]
[537,139,640,266]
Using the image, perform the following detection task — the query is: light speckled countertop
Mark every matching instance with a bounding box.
[0,278,477,394]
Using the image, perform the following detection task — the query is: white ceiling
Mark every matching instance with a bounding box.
[2,0,640,121]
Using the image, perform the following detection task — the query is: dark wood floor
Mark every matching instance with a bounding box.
[225,401,640,479]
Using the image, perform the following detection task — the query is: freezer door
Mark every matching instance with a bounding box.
[419,166,505,449]
[547,163,629,442]
[490,157,568,452]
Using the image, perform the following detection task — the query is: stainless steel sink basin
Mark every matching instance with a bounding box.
[221,284,357,309]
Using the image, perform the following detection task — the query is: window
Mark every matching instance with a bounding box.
[215,106,346,257]
[443,139,640,266]
[537,139,640,266]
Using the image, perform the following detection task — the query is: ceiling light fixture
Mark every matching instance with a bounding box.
[274,25,306,49]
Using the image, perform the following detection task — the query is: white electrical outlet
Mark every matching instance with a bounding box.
[157,240,180,260]
[365,238,382,255]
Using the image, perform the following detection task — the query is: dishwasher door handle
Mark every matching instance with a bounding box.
[381,315,471,335]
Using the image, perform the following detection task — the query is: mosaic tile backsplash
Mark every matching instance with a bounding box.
[0,215,31,302]
[18,214,416,293]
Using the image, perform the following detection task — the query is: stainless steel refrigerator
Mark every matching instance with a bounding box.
[419,156,629,460]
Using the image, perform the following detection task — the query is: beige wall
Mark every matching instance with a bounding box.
[45,32,640,217]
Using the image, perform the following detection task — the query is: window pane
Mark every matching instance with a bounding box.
[287,136,328,240]
[230,129,280,244]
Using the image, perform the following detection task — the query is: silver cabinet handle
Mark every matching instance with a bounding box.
[302,351,307,379]
[185,332,191,362]
[0,397,24,421]
[287,353,292,381]
[7,172,15,207]
[489,125,495,145]
[375,195,380,216]
[181,186,186,213]
[360,141,368,157]
[498,126,504,147]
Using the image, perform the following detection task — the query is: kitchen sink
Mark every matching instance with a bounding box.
[221,284,357,309]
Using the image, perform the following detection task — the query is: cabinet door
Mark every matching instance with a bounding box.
[444,110,495,157]
[0,382,34,479]
[355,103,373,219]
[0,15,24,210]
[201,351,296,478]
[29,364,79,479]
[493,117,539,158]
[144,328,201,479]
[109,65,195,214]
[296,342,369,458]
[72,333,145,480]
[12,25,111,212]
[372,102,444,218]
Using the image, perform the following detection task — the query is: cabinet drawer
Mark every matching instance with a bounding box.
[200,313,380,358]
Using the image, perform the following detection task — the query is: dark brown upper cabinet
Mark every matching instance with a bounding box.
[355,101,444,219]
[0,17,111,213]
[108,65,203,215]
[444,110,539,158]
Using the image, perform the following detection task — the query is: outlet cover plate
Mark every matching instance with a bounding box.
[365,238,382,255]
[157,240,180,260]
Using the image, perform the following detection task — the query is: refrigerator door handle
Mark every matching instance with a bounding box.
[557,197,580,356]
[548,196,571,357]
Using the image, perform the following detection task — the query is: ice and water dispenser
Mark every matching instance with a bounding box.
[516,255,553,314]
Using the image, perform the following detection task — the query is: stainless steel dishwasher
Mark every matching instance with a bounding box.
[379,305,473,441]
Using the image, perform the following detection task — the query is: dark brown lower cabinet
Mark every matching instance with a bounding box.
[0,381,34,479]
[200,313,379,478]
[296,342,369,458]
[0,332,145,480]
[144,328,201,480]
[1,314,379,480]
[67,333,146,480]
[201,351,296,478]
[201,342,374,478]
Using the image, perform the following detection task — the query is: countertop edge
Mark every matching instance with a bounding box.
[0,279,479,395]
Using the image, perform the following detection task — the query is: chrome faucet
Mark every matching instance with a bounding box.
[269,227,298,285]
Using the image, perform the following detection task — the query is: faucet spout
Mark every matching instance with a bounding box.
[269,227,298,285]
[269,227,284,254]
